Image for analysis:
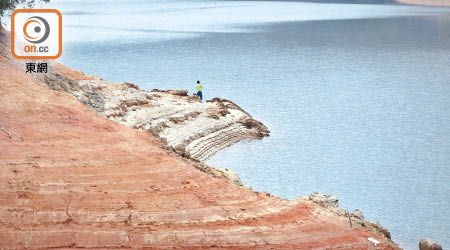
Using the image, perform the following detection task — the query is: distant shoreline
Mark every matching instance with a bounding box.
[397,0,450,6]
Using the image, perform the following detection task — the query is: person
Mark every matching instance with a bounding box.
[196,80,203,100]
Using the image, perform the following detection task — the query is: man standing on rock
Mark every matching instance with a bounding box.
[196,81,203,101]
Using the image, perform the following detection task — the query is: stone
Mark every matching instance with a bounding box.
[352,209,365,220]
[172,143,186,156]
[308,193,347,216]
[167,89,188,96]
[87,91,105,112]
[368,221,392,239]
[41,73,81,93]
[208,166,243,186]
[419,238,443,250]
[124,82,139,90]
[309,193,339,208]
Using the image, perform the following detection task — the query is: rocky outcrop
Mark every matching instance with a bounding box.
[419,238,443,250]
[37,72,269,163]
[306,193,393,241]
[308,192,346,215]
[192,161,244,186]
[35,70,268,186]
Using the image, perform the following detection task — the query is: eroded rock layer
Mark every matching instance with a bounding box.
[39,71,269,162]
[0,28,398,249]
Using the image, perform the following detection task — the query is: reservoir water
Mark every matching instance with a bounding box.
[6,0,450,248]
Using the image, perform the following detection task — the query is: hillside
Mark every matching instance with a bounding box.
[0,26,398,249]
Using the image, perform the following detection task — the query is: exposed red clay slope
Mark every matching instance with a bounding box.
[0,28,398,249]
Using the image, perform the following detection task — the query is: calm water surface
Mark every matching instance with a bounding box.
[6,1,450,248]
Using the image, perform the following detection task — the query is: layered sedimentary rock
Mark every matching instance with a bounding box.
[39,71,269,162]
[37,60,270,185]
[37,67,268,185]
[0,27,399,249]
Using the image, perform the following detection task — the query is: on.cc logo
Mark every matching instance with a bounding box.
[11,9,62,60]
[23,16,50,44]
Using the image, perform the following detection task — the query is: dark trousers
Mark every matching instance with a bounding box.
[197,91,203,100]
